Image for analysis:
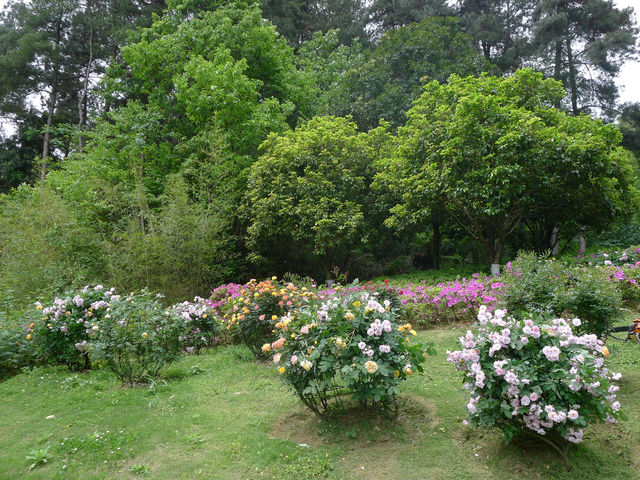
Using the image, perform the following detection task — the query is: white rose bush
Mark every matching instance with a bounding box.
[448,306,624,460]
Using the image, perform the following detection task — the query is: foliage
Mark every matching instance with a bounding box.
[384,69,637,266]
[344,16,487,130]
[246,116,393,277]
[89,291,186,384]
[448,307,624,456]
[227,278,314,359]
[0,310,34,379]
[501,253,621,337]
[0,184,106,308]
[25,446,51,470]
[29,285,116,371]
[273,284,434,417]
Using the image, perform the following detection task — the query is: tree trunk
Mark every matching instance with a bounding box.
[42,22,62,179]
[432,221,441,270]
[77,22,93,153]
[553,40,563,108]
[566,38,579,115]
[579,226,586,253]
[550,225,560,255]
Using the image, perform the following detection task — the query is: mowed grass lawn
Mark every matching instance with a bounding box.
[1,328,639,480]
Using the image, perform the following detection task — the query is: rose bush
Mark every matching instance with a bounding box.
[272,284,434,417]
[227,278,314,359]
[169,297,222,353]
[447,306,623,458]
[28,285,117,370]
[89,291,186,385]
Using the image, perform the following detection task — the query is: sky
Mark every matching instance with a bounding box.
[0,0,638,103]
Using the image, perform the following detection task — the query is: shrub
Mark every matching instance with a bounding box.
[28,285,116,370]
[169,297,222,353]
[227,278,313,359]
[501,253,620,337]
[0,312,35,379]
[272,285,434,418]
[89,291,186,385]
[447,307,623,459]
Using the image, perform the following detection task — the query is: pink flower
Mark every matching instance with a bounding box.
[290,355,298,365]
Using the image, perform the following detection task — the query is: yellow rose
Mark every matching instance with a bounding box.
[410,329,417,337]
[602,346,610,357]
[261,343,271,352]
[353,301,361,308]
[403,365,413,375]
[278,366,285,374]
[271,315,278,321]
[36,305,43,310]
[364,361,379,374]
[335,337,346,349]
[141,332,148,339]
[26,334,32,340]
[393,370,400,378]
[345,311,355,321]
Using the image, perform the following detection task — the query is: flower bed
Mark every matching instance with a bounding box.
[447,306,623,459]
[397,275,503,327]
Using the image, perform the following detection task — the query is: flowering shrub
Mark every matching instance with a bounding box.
[272,285,434,417]
[448,306,623,458]
[398,275,503,327]
[89,291,186,385]
[206,283,243,344]
[501,252,620,337]
[573,246,640,268]
[169,297,222,353]
[28,285,117,370]
[227,278,314,359]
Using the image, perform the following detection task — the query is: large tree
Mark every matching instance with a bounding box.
[338,16,487,131]
[456,0,534,73]
[246,116,393,277]
[381,69,636,267]
[532,0,638,118]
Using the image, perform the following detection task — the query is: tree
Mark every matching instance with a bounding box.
[368,0,454,32]
[618,102,640,157]
[260,0,369,47]
[384,69,636,267]
[245,116,392,277]
[456,0,534,73]
[0,0,165,179]
[532,0,638,118]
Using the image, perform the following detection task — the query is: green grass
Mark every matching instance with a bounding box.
[1,330,639,480]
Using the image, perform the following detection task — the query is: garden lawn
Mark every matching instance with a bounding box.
[1,329,639,480]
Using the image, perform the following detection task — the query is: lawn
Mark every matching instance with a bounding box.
[1,328,639,480]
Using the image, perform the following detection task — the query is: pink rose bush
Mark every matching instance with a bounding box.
[272,283,434,418]
[448,306,624,457]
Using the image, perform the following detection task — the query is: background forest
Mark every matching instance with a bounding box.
[1,0,640,307]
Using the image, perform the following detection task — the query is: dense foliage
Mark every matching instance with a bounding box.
[501,253,621,338]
